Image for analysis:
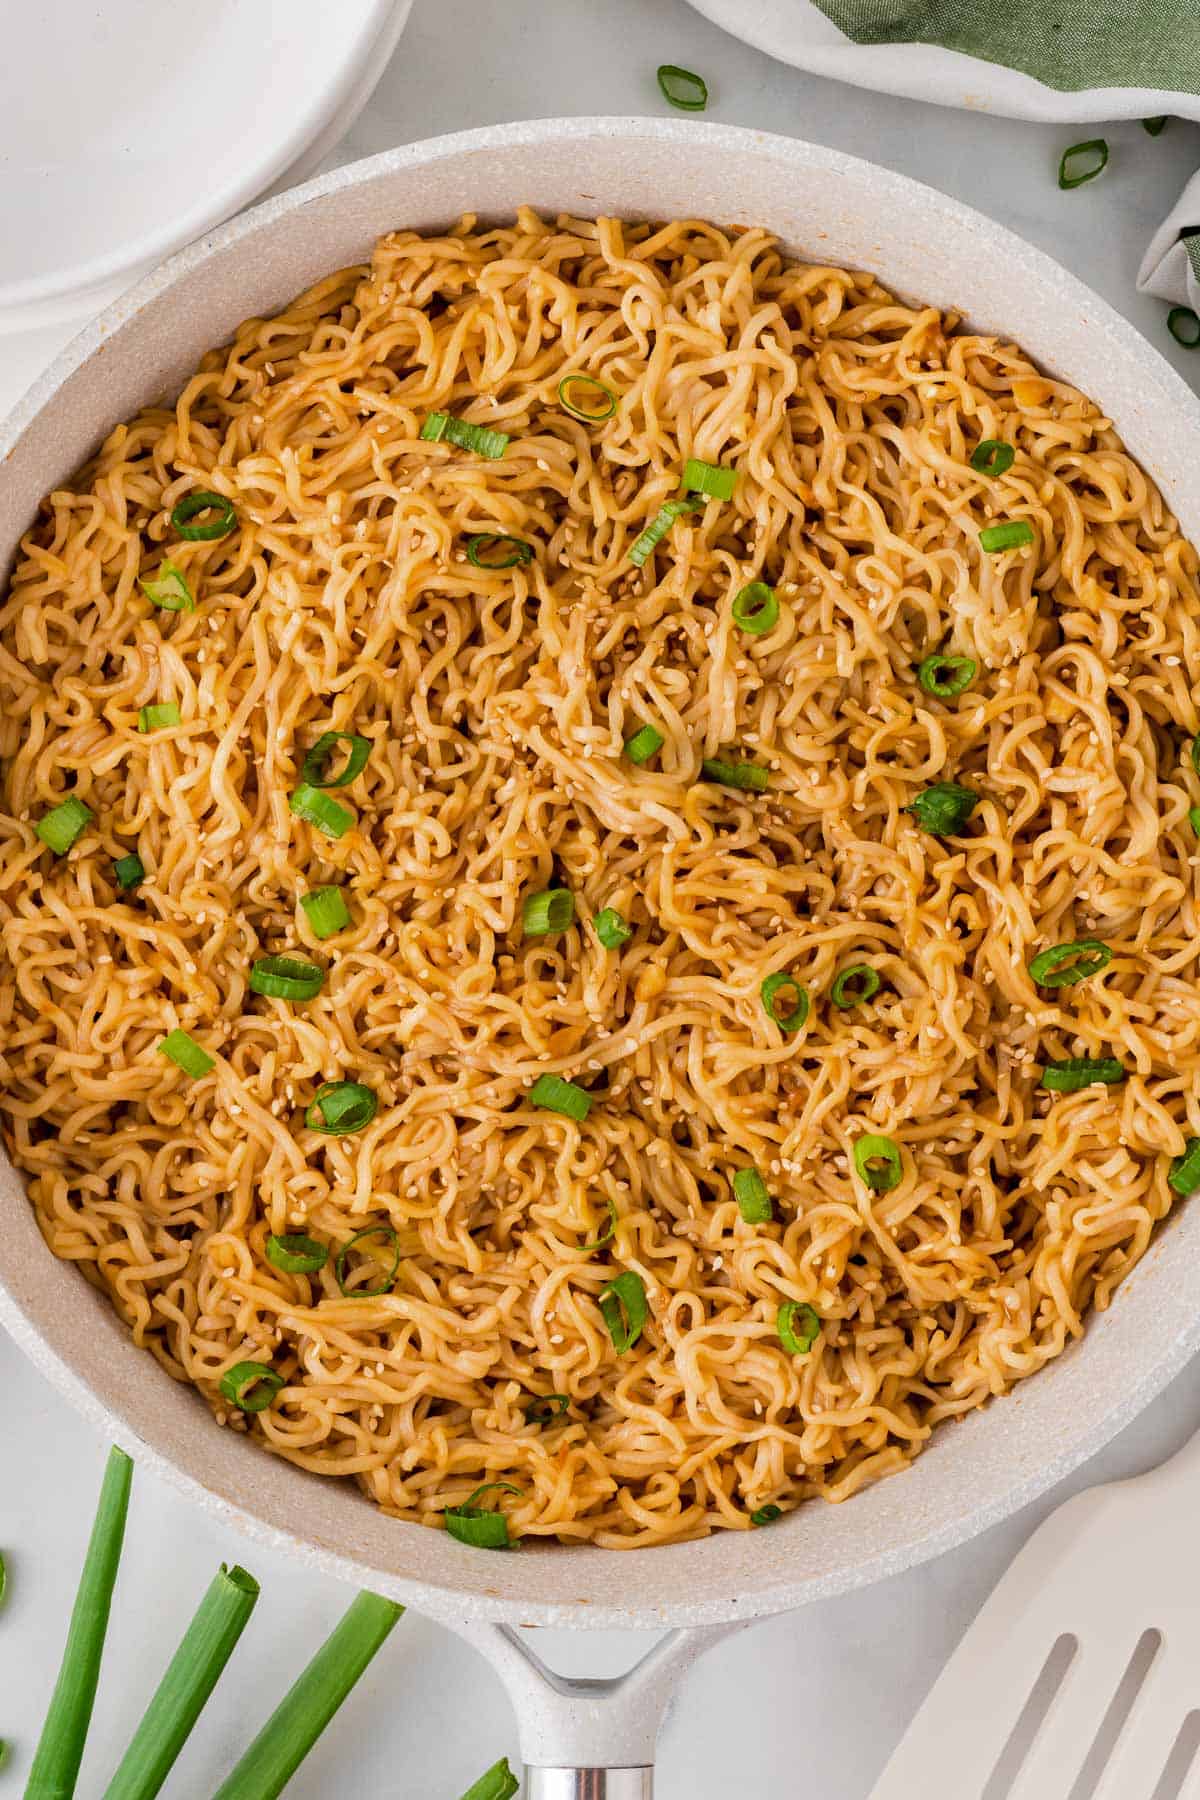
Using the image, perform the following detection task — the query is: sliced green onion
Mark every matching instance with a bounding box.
[593,907,632,949]
[657,62,707,109]
[103,1564,260,1800]
[36,794,92,854]
[459,1759,521,1800]
[265,1233,328,1275]
[777,1299,821,1356]
[523,888,575,936]
[1028,939,1112,988]
[1058,138,1108,189]
[557,374,617,422]
[25,1447,133,1800]
[761,970,809,1033]
[682,458,737,501]
[979,520,1035,554]
[304,1081,377,1135]
[139,561,196,613]
[917,654,977,698]
[113,854,146,892]
[970,440,1015,477]
[1040,1056,1125,1092]
[466,533,534,570]
[628,495,703,567]
[529,1073,592,1121]
[731,581,779,636]
[218,1362,282,1414]
[1144,116,1168,135]
[1169,1137,1200,1196]
[578,1198,617,1252]
[750,1504,782,1526]
[300,886,351,940]
[523,1393,570,1425]
[299,731,370,790]
[1170,307,1200,348]
[171,492,236,541]
[419,413,509,459]
[700,756,770,792]
[289,784,354,839]
[158,1030,214,1079]
[853,1133,903,1192]
[623,723,664,765]
[0,1550,7,1607]
[599,1270,648,1353]
[335,1225,400,1299]
[249,956,325,1002]
[1189,806,1200,837]
[138,703,181,732]
[733,1167,773,1224]
[831,965,881,1009]
[211,1591,404,1800]
[905,782,979,836]
[444,1484,523,1551]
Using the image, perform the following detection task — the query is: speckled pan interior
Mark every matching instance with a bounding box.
[2,118,1199,1630]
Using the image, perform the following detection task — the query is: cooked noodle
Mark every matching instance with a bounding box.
[2,211,1198,1548]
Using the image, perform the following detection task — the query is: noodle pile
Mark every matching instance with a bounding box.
[2,211,1199,1549]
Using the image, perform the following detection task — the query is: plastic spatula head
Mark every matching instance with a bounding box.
[870,1430,1200,1800]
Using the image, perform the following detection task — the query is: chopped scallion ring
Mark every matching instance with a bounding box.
[444,1483,523,1550]
[1169,1138,1200,1196]
[1169,306,1200,348]
[530,1073,592,1121]
[300,886,352,939]
[750,1504,782,1526]
[970,440,1015,477]
[593,907,632,949]
[681,458,737,500]
[524,1392,570,1425]
[831,965,881,1009]
[335,1224,400,1298]
[853,1133,903,1192]
[523,887,575,936]
[917,654,977,698]
[1028,939,1112,988]
[138,702,181,732]
[249,955,325,1001]
[557,373,618,421]
[419,412,509,459]
[266,1233,328,1275]
[624,723,664,765]
[731,581,779,636]
[300,731,370,789]
[628,495,703,567]
[1058,138,1109,190]
[777,1300,821,1356]
[219,1361,283,1414]
[979,520,1035,553]
[158,1030,214,1079]
[113,853,145,892]
[139,561,195,612]
[1190,806,1200,837]
[466,533,535,569]
[1040,1056,1125,1092]
[700,756,770,792]
[171,491,237,541]
[761,970,809,1033]
[289,784,354,839]
[578,1198,618,1252]
[733,1167,773,1223]
[36,795,92,854]
[905,782,979,836]
[305,1081,377,1134]
[657,62,708,110]
[599,1270,648,1352]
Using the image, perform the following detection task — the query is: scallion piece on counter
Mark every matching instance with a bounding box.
[335,1225,400,1299]
[700,756,770,792]
[750,1504,782,1526]
[299,732,370,790]
[523,887,575,936]
[657,62,708,110]
[905,782,979,836]
[760,970,809,1033]
[557,373,618,421]
[853,1133,903,1192]
[25,1447,133,1800]
[219,1362,283,1414]
[1168,307,1200,348]
[1169,1138,1200,1196]
[265,1233,328,1275]
[599,1270,648,1353]
[979,520,1035,553]
[731,581,779,636]
[578,1198,618,1252]
[36,795,92,854]
[628,495,703,567]
[529,1073,592,1121]
[113,854,146,892]
[139,561,196,613]
[249,956,325,1002]
[466,533,534,570]
[917,653,977,698]
[138,703,181,732]
[300,886,351,940]
[0,1549,6,1606]
[458,1758,521,1800]
[445,1484,523,1551]
[593,907,632,949]
[524,1393,570,1425]
[288,784,354,839]
[1040,1056,1125,1092]
[210,1591,404,1800]
[158,1030,214,1079]
[304,1081,377,1135]
[1028,939,1112,987]
[1058,138,1108,189]
[831,965,881,1009]
[1190,806,1200,837]
[1144,116,1168,135]
[733,1167,773,1224]
[171,492,237,541]
[682,458,737,500]
[623,723,664,765]
[777,1299,821,1356]
[969,440,1015,477]
[419,413,510,459]
[102,1564,260,1800]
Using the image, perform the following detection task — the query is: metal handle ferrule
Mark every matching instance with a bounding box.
[525,1770,653,1799]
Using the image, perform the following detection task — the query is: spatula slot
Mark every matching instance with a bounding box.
[1068,1628,1162,1800]
[1150,1708,1200,1800]
[983,1632,1078,1800]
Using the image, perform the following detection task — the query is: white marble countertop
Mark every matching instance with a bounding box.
[4,2,1200,1794]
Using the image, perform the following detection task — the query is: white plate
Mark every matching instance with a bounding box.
[0,0,412,327]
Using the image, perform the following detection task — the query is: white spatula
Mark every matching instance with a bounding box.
[870,1428,1200,1800]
